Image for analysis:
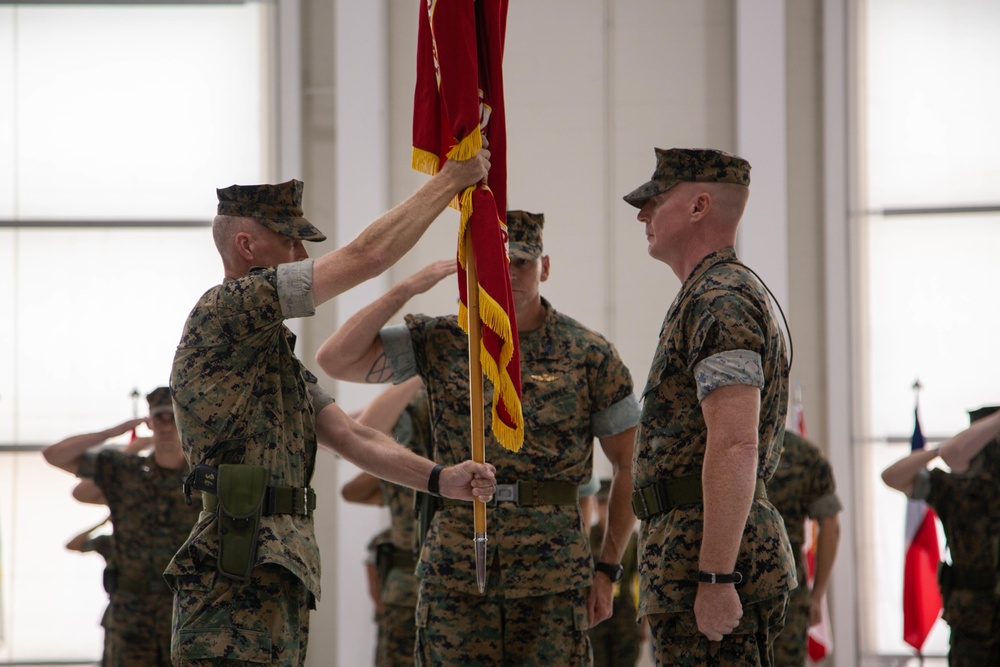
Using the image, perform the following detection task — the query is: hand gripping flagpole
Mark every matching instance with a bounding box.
[465,219,489,594]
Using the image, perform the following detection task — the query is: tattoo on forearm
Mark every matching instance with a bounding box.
[366,353,393,383]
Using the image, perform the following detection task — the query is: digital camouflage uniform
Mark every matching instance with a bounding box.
[912,441,1000,667]
[80,528,114,667]
[631,247,795,667]
[167,256,335,666]
[77,448,201,667]
[374,390,432,667]
[586,524,640,667]
[767,431,842,666]
[381,297,640,667]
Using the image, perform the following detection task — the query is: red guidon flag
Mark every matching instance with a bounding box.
[412,0,523,451]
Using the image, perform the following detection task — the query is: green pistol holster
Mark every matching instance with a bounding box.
[216,464,269,580]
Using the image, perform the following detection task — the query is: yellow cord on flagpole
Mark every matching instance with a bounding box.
[465,222,488,593]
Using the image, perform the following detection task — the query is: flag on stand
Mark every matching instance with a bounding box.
[411,0,523,451]
[790,395,833,663]
[902,408,942,652]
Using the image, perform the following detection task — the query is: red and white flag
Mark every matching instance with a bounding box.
[902,408,942,652]
[791,395,833,663]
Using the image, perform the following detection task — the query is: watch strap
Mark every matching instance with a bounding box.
[698,570,743,585]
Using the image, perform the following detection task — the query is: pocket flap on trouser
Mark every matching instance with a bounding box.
[175,628,272,662]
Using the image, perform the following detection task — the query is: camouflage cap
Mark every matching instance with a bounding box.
[146,387,173,417]
[216,179,327,242]
[506,210,544,260]
[969,405,1000,424]
[622,148,751,209]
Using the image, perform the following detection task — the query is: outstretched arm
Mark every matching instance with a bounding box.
[937,409,1000,474]
[881,447,938,496]
[311,149,486,308]
[316,260,456,383]
[315,402,494,501]
[43,418,145,475]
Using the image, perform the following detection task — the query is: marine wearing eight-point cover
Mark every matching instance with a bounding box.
[166,180,334,666]
[379,211,640,666]
[768,431,842,666]
[76,388,200,667]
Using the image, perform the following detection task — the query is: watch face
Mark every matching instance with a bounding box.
[597,562,624,582]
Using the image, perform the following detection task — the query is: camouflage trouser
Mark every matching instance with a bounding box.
[105,629,170,667]
[415,578,591,667]
[103,592,174,667]
[377,603,417,667]
[771,580,809,667]
[949,628,1000,667]
[588,603,641,667]
[647,593,788,667]
[168,562,312,667]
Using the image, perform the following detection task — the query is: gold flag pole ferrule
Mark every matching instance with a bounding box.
[466,223,489,594]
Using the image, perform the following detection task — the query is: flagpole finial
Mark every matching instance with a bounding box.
[131,387,141,419]
[912,378,922,393]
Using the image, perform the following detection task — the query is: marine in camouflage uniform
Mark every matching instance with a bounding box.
[586,480,641,667]
[67,519,116,667]
[623,148,796,666]
[884,406,1000,667]
[166,171,494,667]
[316,212,641,667]
[346,382,433,667]
[376,389,432,667]
[44,388,201,667]
[767,431,842,666]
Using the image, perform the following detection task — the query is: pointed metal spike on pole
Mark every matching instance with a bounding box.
[130,387,141,419]
[474,533,488,593]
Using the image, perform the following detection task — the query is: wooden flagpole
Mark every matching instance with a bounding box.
[465,223,489,594]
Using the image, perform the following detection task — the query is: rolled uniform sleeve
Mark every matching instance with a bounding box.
[693,349,764,402]
[911,468,933,501]
[591,394,640,437]
[276,259,315,319]
[380,324,419,383]
[808,492,843,519]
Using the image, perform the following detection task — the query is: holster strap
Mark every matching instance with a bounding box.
[189,464,315,517]
[632,475,768,520]
[202,486,316,516]
[441,480,579,507]
[938,562,997,591]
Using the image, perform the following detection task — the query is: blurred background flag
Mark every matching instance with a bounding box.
[902,401,942,653]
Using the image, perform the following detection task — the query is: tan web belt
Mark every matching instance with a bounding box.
[441,480,579,507]
[632,475,768,520]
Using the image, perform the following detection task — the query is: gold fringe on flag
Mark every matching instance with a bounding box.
[456,187,524,452]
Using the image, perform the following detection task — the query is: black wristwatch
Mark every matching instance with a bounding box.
[595,561,624,583]
[698,570,743,585]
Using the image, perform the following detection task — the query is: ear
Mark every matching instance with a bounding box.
[690,192,712,221]
[234,231,254,262]
[539,255,551,282]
